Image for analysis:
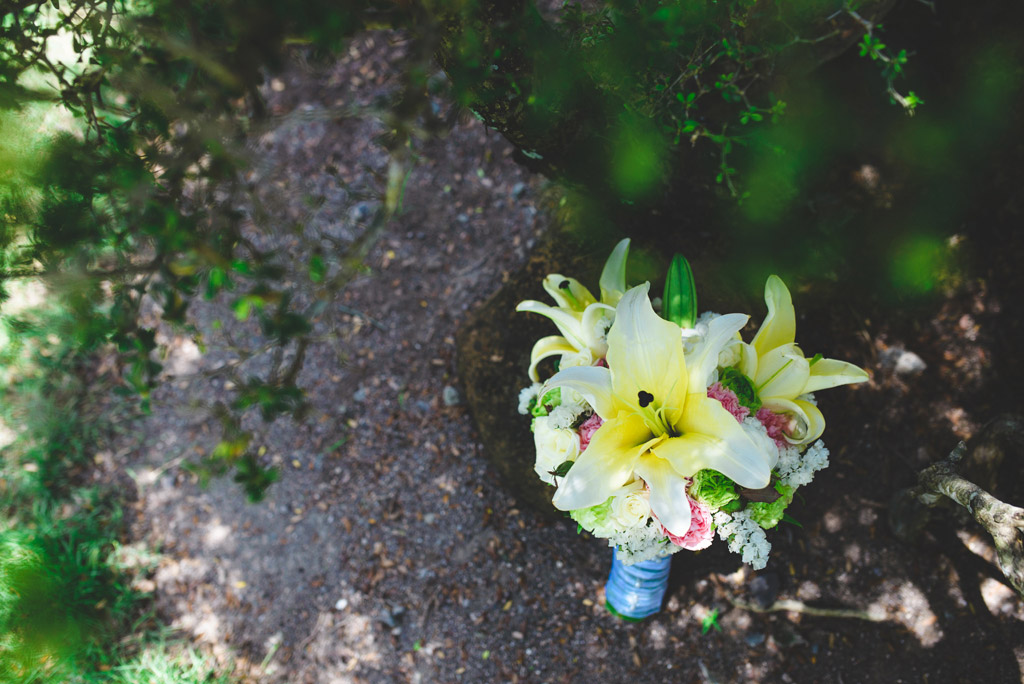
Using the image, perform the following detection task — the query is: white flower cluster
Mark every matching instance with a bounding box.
[679,312,717,355]
[609,523,683,564]
[517,383,541,415]
[776,439,830,487]
[714,509,771,571]
[547,396,588,430]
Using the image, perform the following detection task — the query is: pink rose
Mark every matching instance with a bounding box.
[707,382,749,422]
[577,413,604,452]
[662,497,714,551]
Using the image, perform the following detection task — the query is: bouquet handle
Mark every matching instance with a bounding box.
[604,551,671,620]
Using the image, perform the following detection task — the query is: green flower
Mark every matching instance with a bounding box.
[688,469,740,510]
[570,497,617,538]
[529,387,562,418]
[747,484,795,529]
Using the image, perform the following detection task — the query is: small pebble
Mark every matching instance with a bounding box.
[348,202,376,223]
[512,181,527,198]
[880,346,927,375]
[334,598,349,611]
[749,573,780,609]
[894,350,927,375]
[442,385,461,406]
[745,633,766,647]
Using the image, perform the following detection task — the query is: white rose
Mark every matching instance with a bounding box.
[610,481,651,529]
[718,338,742,369]
[559,348,594,369]
[533,416,581,485]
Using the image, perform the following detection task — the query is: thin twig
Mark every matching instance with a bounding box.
[730,598,883,621]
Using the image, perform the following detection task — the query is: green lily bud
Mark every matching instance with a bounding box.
[662,253,697,328]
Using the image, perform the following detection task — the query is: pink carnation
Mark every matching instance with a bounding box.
[577,413,604,452]
[756,407,793,448]
[707,382,749,423]
[662,497,714,551]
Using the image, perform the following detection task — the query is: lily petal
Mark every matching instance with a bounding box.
[552,411,652,511]
[599,238,631,306]
[580,303,615,358]
[752,275,796,358]
[650,432,730,478]
[686,313,749,390]
[527,336,578,382]
[544,364,620,419]
[738,341,759,380]
[792,398,826,445]
[755,345,811,401]
[762,397,826,446]
[803,358,869,393]
[515,300,586,350]
[675,393,774,487]
[542,275,597,311]
[606,284,689,427]
[634,453,693,537]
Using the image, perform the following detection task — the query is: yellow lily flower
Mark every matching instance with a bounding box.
[543,284,775,536]
[516,239,630,381]
[737,275,869,445]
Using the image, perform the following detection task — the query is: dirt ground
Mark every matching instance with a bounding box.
[106,16,1024,684]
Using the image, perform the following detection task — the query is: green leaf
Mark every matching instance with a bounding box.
[324,437,348,454]
[551,460,574,478]
[232,297,252,321]
[662,253,697,328]
[309,255,325,283]
[781,513,803,528]
[701,608,721,634]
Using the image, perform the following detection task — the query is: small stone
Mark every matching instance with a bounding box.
[880,346,927,375]
[512,181,527,198]
[442,385,461,406]
[348,202,376,223]
[894,350,927,375]
[353,387,368,402]
[744,633,766,647]
[749,573,780,609]
[334,598,349,611]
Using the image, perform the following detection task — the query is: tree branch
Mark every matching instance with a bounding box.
[890,416,1024,597]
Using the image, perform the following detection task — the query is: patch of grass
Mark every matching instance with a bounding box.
[93,635,236,684]
[0,283,237,684]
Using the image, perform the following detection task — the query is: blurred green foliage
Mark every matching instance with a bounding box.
[0,252,237,682]
[0,0,921,499]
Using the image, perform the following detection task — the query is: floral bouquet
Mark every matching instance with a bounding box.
[517,240,867,616]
